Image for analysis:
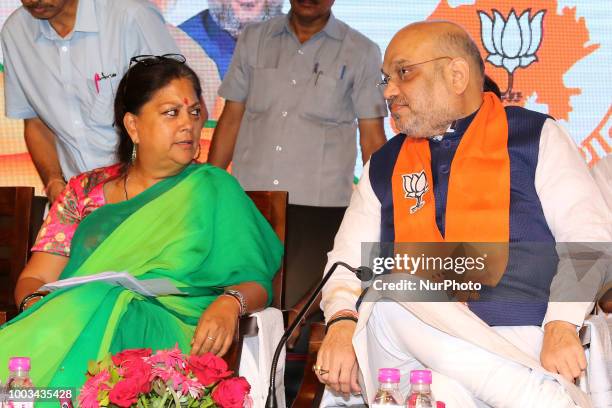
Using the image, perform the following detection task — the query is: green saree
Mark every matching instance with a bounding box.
[0,164,283,393]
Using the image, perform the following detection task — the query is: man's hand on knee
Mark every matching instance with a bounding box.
[541,320,587,383]
[315,320,361,397]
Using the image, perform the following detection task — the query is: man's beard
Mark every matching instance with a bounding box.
[391,96,454,138]
[208,1,284,39]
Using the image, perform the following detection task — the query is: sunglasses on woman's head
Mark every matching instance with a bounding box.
[128,53,186,68]
[122,54,187,99]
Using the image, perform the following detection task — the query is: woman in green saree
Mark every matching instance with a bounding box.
[0,55,283,391]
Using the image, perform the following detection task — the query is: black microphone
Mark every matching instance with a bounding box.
[265,261,373,408]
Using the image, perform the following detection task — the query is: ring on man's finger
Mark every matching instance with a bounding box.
[207,336,216,341]
[312,365,329,375]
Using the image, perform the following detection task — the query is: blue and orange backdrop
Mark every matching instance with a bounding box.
[0,0,610,192]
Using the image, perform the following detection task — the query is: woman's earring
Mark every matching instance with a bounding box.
[131,144,137,163]
[193,143,201,162]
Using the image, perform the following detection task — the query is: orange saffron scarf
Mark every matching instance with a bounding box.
[392,92,510,243]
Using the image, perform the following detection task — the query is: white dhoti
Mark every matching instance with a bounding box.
[350,300,590,408]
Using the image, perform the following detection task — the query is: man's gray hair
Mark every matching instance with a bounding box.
[439,31,485,79]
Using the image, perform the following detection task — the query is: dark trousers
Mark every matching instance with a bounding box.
[284,204,347,308]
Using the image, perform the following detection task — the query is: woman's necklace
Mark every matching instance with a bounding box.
[123,174,129,201]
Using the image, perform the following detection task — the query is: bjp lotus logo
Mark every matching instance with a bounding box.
[402,171,429,214]
[478,9,545,102]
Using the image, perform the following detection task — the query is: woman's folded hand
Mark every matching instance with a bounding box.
[190,295,241,357]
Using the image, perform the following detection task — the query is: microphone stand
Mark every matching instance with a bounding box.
[265,261,371,408]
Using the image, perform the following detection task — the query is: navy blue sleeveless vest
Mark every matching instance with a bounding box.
[369,106,557,326]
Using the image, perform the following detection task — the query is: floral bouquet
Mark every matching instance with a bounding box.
[79,345,251,408]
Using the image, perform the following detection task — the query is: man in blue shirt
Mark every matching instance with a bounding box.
[178,0,283,79]
[1,0,178,202]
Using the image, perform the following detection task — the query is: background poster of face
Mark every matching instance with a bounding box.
[1,0,610,192]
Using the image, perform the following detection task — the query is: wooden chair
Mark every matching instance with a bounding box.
[224,191,288,371]
[0,187,34,324]
[291,322,326,408]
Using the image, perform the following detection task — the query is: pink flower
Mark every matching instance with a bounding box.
[79,370,111,408]
[212,377,251,408]
[188,353,232,386]
[111,348,151,367]
[147,344,184,370]
[180,376,205,399]
[108,378,141,408]
[151,365,173,382]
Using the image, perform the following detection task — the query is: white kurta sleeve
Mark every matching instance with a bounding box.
[535,119,612,327]
[321,161,382,322]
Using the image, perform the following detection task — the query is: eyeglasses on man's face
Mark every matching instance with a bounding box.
[377,56,452,88]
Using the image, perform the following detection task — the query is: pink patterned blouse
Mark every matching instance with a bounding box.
[32,164,123,256]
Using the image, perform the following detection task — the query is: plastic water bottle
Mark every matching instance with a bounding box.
[6,357,34,408]
[372,368,404,408]
[1,379,5,408]
[406,370,436,408]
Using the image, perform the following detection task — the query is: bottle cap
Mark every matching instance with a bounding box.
[378,368,401,383]
[9,357,31,371]
[410,369,432,384]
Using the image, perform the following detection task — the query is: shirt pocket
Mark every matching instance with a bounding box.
[301,72,345,123]
[88,75,120,127]
[246,67,279,114]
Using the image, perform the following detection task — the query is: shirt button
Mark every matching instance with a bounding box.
[273,179,279,185]
[61,45,68,52]
[298,49,304,55]
[440,164,450,174]
[291,79,297,85]
[442,139,451,148]
[281,111,288,117]
[275,145,282,152]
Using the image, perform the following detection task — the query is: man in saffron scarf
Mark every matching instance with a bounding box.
[315,22,611,407]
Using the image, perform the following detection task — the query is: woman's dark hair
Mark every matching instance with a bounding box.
[114,58,202,165]
[483,74,502,98]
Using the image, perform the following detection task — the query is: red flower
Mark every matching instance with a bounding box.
[111,348,152,367]
[212,377,251,408]
[108,378,141,408]
[188,353,232,386]
[122,359,152,394]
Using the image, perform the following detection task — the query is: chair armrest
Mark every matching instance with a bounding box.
[225,315,258,371]
[225,309,290,371]
[291,322,326,408]
[579,324,591,346]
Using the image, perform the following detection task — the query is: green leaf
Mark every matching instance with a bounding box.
[87,360,100,376]
[100,353,113,370]
[199,395,214,408]
[153,381,167,397]
[110,368,121,384]
[168,385,181,407]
